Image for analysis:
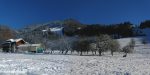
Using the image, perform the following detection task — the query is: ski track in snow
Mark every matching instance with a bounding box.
[0,38,150,75]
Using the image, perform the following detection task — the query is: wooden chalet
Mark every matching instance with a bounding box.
[1,38,44,53]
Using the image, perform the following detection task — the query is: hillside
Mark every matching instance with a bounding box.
[142,28,150,42]
[18,19,84,35]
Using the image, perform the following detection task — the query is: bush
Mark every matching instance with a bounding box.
[122,45,133,53]
[123,39,135,53]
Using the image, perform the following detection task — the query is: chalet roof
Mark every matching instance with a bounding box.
[6,38,26,43]
[15,38,25,42]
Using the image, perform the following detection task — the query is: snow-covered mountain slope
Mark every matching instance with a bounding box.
[117,37,143,48]
[142,28,150,42]
[117,37,150,55]
[117,38,132,48]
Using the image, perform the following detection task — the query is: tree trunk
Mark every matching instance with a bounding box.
[111,51,113,56]
[71,50,73,54]
[80,51,82,56]
[65,50,68,55]
[61,50,64,54]
[92,50,94,55]
[50,50,53,54]
[99,50,102,56]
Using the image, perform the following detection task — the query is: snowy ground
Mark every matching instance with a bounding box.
[0,38,150,75]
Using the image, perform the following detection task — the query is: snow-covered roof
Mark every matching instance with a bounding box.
[15,38,24,42]
[50,27,63,32]
[6,38,26,43]
[6,39,15,42]
[42,27,63,32]
[42,30,48,32]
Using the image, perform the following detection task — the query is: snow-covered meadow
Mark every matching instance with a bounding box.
[0,37,150,75]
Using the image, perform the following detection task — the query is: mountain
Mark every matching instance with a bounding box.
[15,19,85,44]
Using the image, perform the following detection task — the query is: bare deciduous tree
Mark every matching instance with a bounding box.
[96,34,111,56]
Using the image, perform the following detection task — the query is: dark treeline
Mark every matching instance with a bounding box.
[140,20,150,29]
[77,22,133,38]
[63,21,142,38]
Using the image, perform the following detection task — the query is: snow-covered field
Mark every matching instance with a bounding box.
[0,38,150,75]
[0,52,150,75]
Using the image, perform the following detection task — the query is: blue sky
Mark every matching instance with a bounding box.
[0,0,150,29]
